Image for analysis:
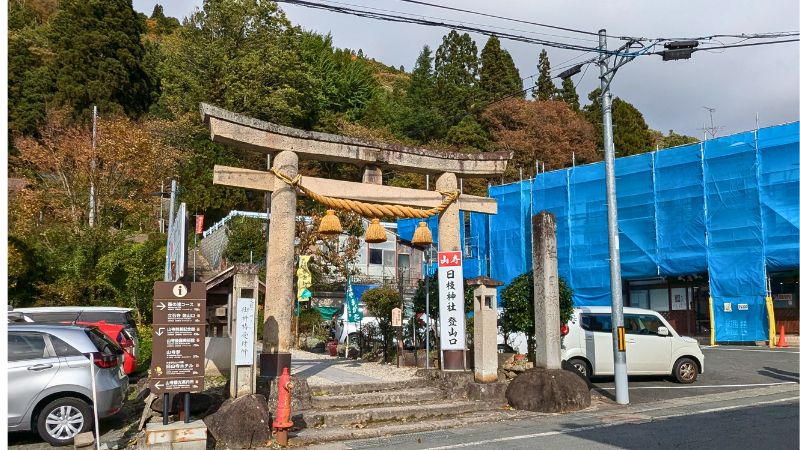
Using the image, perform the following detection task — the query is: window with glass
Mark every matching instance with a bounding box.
[624,314,668,336]
[368,248,382,265]
[580,314,613,333]
[9,332,49,361]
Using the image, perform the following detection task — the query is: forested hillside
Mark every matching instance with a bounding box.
[7,0,696,316]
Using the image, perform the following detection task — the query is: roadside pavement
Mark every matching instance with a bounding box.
[291,349,420,386]
[319,383,799,449]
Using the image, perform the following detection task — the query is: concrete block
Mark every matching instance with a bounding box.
[74,431,94,449]
[145,420,207,449]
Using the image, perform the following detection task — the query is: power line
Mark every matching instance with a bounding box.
[393,0,631,40]
[275,0,640,56]
[692,38,800,52]
[311,0,598,43]
[396,0,800,44]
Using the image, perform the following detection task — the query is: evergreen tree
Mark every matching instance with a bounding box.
[584,88,655,155]
[157,0,320,127]
[434,31,480,127]
[48,0,156,118]
[559,77,580,112]
[396,45,447,142]
[478,36,522,102]
[408,45,436,106]
[150,4,180,35]
[534,49,557,101]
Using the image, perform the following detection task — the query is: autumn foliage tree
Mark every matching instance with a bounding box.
[13,110,179,233]
[482,98,599,177]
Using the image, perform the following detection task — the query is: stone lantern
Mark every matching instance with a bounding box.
[467,276,504,383]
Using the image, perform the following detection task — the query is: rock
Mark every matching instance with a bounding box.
[204,394,271,449]
[508,363,528,374]
[505,367,590,413]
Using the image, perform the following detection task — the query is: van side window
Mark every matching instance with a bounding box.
[580,314,612,333]
[625,314,668,336]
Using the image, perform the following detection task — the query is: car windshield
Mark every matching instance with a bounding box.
[23,311,81,323]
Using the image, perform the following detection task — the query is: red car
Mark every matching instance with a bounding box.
[72,321,138,374]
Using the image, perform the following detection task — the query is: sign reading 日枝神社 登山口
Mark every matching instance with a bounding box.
[437,251,465,351]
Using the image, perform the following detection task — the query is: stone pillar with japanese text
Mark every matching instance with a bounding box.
[437,250,466,371]
[229,265,260,398]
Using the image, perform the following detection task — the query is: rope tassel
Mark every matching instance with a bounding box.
[319,209,342,236]
[411,221,433,246]
[365,218,387,243]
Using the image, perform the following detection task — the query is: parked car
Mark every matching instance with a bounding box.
[8,324,129,445]
[14,307,140,367]
[72,321,137,374]
[562,306,705,384]
[332,305,380,345]
[497,343,517,354]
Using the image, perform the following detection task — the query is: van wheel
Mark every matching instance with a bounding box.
[673,358,699,384]
[569,358,592,377]
[36,397,91,446]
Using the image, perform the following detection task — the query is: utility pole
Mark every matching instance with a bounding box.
[599,29,630,405]
[89,105,97,227]
[164,179,177,281]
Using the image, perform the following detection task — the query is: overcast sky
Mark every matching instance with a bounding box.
[134,0,799,139]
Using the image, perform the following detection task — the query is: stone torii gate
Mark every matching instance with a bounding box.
[200,103,511,376]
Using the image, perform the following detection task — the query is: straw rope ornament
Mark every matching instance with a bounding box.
[271,167,458,245]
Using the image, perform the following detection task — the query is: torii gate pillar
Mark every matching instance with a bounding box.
[436,172,466,370]
[261,150,298,378]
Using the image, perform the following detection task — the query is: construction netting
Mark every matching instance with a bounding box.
[397,121,798,342]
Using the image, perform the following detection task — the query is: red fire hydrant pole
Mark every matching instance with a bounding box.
[273,367,294,446]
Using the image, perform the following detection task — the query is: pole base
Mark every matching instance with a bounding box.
[260,352,292,378]
[442,350,467,371]
[274,428,289,447]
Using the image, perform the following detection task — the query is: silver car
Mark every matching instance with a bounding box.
[8,324,129,446]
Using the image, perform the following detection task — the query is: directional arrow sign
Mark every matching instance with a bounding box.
[151,282,206,395]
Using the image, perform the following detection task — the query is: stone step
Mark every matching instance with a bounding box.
[300,399,497,428]
[311,387,445,410]
[310,378,430,397]
[291,406,531,446]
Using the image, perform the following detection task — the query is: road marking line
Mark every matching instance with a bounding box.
[422,397,798,449]
[701,347,800,353]
[597,381,798,390]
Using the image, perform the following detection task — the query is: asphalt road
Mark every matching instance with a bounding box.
[590,345,799,403]
[8,345,799,448]
[338,394,799,450]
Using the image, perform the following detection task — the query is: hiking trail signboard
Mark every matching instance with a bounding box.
[150,282,207,394]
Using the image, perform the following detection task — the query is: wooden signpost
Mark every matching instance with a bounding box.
[151,282,207,424]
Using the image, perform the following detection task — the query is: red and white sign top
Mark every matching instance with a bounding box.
[438,251,462,267]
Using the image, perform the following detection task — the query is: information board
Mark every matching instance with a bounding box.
[151,282,206,394]
[437,251,465,351]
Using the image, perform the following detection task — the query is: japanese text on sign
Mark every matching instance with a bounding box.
[437,251,465,351]
[235,297,256,365]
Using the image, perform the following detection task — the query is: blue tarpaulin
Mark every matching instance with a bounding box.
[400,122,799,342]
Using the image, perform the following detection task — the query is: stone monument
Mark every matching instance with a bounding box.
[468,277,504,383]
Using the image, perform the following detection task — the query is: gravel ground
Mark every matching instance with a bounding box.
[291,349,421,386]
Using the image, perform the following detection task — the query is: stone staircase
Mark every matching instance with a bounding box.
[290,376,524,446]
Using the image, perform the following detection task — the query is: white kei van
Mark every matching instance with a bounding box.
[562,306,705,383]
